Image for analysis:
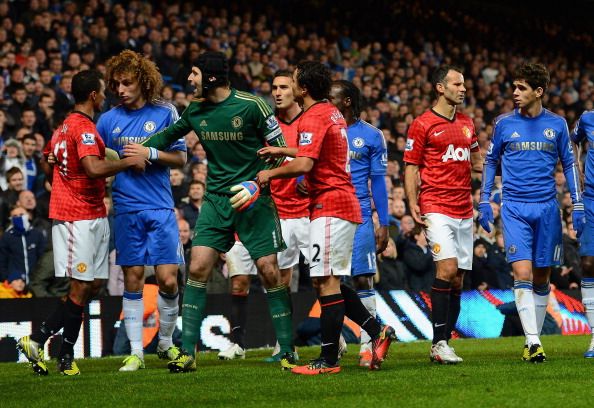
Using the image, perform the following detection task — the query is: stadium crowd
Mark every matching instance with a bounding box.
[0,0,592,298]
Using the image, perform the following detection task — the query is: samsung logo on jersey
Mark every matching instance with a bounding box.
[349,151,362,160]
[509,141,555,152]
[200,131,244,141]
[442,144,470,162]
[116,136,148,147]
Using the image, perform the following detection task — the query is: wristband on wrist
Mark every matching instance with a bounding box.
[148,147,159,162]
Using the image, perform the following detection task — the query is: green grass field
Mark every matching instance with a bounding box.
[2,335,593,408]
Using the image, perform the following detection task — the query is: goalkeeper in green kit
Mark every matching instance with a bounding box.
[125,51,295,372]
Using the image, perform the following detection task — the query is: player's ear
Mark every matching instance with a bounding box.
[535,87,544,98]
[436,82,445,94]
[345,96,352,107]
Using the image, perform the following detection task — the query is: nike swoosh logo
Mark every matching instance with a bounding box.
[434,323,446,327]
[321,342,334,347]
[433,131,445,137]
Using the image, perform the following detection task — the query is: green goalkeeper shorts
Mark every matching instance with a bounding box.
[192,192,286,260]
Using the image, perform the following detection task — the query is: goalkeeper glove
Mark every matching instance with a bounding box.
[230,181,260,211]
[573,202,585,238]
[477,201,494,233]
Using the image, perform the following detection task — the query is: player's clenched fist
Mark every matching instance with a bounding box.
[229,180,260,211]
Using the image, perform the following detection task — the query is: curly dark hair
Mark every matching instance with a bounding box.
[105,50,163,102]
[71,70,103,104]
[513,63,550,92]
[295,61,331,101]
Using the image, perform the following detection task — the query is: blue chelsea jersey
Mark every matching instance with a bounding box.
[96,101,186,213]
[485,108,578,202]
[572,110,594,199]
[347,119,387,217]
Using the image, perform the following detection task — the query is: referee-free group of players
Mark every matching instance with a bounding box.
[14,50,594,377]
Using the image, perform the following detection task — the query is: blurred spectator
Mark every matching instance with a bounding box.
[376,237,406,290]
[0,269,32,298]
[0,140,26,189]
[0,166,25,229]
[169,167,188,207]
[466,238,493,291]
[179,180,204,229]
[28,248,69,298]
[401,224,435,292]
[0,205,46,283]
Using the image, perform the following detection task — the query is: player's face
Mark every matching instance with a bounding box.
[112,73,144,109]
[188,66,203,98]
[292,69,305,104]
[329,85,348,115]
[272,75,295,110]
[440,70,466,106]
[92,80,106,111]
[512,80,542,110]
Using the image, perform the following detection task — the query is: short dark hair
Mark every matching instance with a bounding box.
[513,63,550,92]
[189,180,206,190]
[332,80,362,118]
[431,65,464,90]
[71,70,103,104]
[22,133,36,143]
[295,61,332,101]
[6,166,23,181]
[273,69,293,79]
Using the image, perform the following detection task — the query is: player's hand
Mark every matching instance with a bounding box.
[478,201,494,233]
[46,152,56,165]
[257,146,285,158]
[572,202,585,238]
[296,175,308,196]
[230,180,260,211]
[256,170,272,188]
[125,155,147,173]
[122,143,150,159]
[375,225,389,254]
[409,203,425,226]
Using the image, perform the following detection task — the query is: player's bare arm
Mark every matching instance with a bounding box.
[404,163,425,225]
[81,154,146,178]
[375,225,389,254]
[122,143,187,168]
[257,146,298,159]
[470,150,484,177]
[256,156,314,188]
[572,140,585,191]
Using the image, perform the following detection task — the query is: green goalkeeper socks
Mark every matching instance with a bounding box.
[267,285,294,354]
[182,279,207,356]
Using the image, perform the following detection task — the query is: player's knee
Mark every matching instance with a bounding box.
[257,263,280,288]
[158,275,178,294]
[188,263,210,282]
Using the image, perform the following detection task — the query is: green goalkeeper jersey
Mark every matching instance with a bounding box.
[143,89,285,195]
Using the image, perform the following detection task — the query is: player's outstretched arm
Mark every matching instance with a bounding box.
[81,154,147,178]
[141,111,192,151]
[256,157,313,188]
[122,143,187,168]
[257,146,298,159]
[404,163,424,226]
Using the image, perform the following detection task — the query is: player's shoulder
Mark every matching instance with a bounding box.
[353,119,383,139]
[493,110,517,126]
[577,109,594,124]
[97,104,125,122]
[233,90,272,115]
[455,111,473,123]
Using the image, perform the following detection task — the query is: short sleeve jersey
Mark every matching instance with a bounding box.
[270,112,309,219]
[96,101,186,213]
[142,89,286,195]
[45,111,107,221]
[296,101,361,223]
[404,109,479,218]
[348,119,388,218]
[572,110,594,199]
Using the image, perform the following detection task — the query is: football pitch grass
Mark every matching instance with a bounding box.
[2,334,593,408]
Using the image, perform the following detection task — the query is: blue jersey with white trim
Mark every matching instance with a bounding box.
[97,101,186,213]
[483,108,579,203]
[347,119,387,217]
[571,110,594,199]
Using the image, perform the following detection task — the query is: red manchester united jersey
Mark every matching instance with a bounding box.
[404,109,479,218]
[45,111,107,221]
[296,101,361,223]
[271,113,309,219]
